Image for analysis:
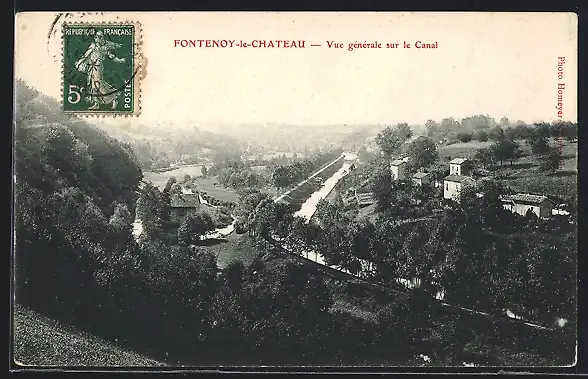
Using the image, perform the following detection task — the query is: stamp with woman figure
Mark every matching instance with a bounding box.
[62,22,142,116]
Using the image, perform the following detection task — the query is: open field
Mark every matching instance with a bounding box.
[142,164,204,189]
[193,176,241,203]
[438,140,494,160]
[143,168,241,204]
[438,138,577,166]
[12,305,165,367]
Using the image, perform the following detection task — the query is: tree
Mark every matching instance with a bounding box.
[513,123,534,139]
[540,147,563,173]
[534,122,552,139]
[272,166,292,189]
[440,118,461,137]
[474,148,495,169]
[161,178,177,223]
[474,130,489,142]
[498,117,511,129]
[427,161,449,184]
[490,138,523,166]
[562,122,578,141]
[476,180,509,228]
[405,136,439,172]
[137,182,165,239]
[456,132,473,143]
[425,120,440,138]
[461,115,496,131]
[504,127,518,141]
[395,123,413,140]
[178,211,216,245]
[163,177,177,193]
[201,166,208,178]
[109,203,132,235]
[488,126,505,141]
[375,123,413,157]
[527,136,550,156]
[169,182,182,195]
[371,164,393,212]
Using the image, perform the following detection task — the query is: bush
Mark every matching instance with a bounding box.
[474,130,489,142]
[234,220,247,234]
[456,132,473,143]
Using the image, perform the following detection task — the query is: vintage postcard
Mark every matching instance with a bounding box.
[12,12,578,370]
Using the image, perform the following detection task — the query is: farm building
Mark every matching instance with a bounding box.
[390,158,409,181]
[169,190,201,224]
[501,193,554,219]
[412,172,431,187]
[449,158,472,176]
[443,175,476,202]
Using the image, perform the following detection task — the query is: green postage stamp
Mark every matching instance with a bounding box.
[62,22,141,116]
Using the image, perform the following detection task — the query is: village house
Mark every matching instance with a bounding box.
[443,175,476,202]
[169,188,201,225]
[412,172,430,187]
[449,158,472,176]
[501,193,554,219]
[390,157,409,181]
[443,157,476,202]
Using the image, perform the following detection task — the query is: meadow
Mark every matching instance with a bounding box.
[143,167,241,204]
[142,164,205,189]
[439,139,577,201]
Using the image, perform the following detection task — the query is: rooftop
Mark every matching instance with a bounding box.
[450,158,468,164]
[170,193,201,208]
[391,159,407,166]
[502,193,552,205]
[444,175,476,184]
[413,172,429,179]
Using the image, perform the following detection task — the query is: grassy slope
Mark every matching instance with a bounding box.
[143,168,242,204]
[204,233,263,269]
[194,176,241,203]
[12,305,166,367]
[142,164,204,188]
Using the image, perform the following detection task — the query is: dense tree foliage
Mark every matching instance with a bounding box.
[270,150,343,189]
[527,135,551,156]
[15,82,143,320]
[421,114,577,146]
[268,175,577,328]
[540,147,564,173]
[490,138,524,166]
[375,123,413,157]
[404,136,439,173]
[177,211,216,245]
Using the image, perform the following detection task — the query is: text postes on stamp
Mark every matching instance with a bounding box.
[62,22,141,116]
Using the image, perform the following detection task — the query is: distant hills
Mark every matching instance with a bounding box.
[198,122,416,154]
[13,79,427,169]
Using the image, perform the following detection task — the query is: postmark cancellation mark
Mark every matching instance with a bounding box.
[62,22,142,116]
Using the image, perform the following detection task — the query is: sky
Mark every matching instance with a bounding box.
[14,12,578,129]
